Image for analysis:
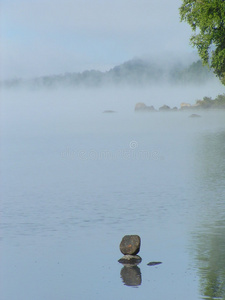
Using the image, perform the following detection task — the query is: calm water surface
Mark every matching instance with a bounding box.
[1,89,225,300]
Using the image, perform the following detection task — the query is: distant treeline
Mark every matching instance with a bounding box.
[195,94,225,109]
[1,58,214,89]
[135,93,225,112]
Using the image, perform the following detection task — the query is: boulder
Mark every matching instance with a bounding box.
[135,103,155,112]
[119,235,141,255]
[180,102,191,109]
[159,105,171,111]
[135,102,147,111]
[118,255,142,265]
[145,105,156,112]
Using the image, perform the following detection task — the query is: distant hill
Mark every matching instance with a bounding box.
[169,60,214,84]
[1,58,214,89]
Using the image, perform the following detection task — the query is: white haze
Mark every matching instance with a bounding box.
[1,60,225,300]
[1,0,193,79]
[1,80,224,130]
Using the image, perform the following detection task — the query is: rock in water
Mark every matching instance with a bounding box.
[159,105,171,111]
[120,235,141,255]
[189,113,201,118]
[147,261,162,266]
[135,103,156,112]
[103,110,116,113]
[118,255,142,265]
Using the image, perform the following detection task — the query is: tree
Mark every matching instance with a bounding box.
[179,0,225,85]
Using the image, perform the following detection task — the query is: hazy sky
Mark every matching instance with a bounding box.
[1,0,194,79]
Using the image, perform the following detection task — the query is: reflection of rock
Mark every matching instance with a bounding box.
[120,235,141,255]
[103,110,116,113]
[135,102,155,112]
[159,105,171,111]
[120,265,142,286]
[189,113,201,118]
[118,255,142,265]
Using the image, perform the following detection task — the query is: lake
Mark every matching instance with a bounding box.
[1,86,225,300]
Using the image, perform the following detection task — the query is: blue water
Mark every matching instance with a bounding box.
[1,88,225,300]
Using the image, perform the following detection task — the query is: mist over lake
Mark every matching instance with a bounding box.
[1,82,225,299]
[2,0,225,297]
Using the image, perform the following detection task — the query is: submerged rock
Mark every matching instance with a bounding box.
[147,261,162,266]
[118,255,142,265]
[103,110,116,113]
[120,235,141,255]
[189,113,201,118]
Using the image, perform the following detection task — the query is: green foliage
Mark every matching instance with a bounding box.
[174,60,213,83]
[196,93,225,108]
[179,0,225,85]
[0,59,216,89]
[195,221,225,298]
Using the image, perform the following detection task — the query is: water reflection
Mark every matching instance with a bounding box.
[120,265,142,287]
[194,221,225,299]
[193,131,225,299]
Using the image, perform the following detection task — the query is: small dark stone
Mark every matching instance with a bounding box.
[120,235,141,255]
[120,265,142,286]
[103,110,116,113]
[147,261,162,266]
[118,255,142,265]
[189,113,201,118]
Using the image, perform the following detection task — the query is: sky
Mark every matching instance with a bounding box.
[0,0,194,79]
